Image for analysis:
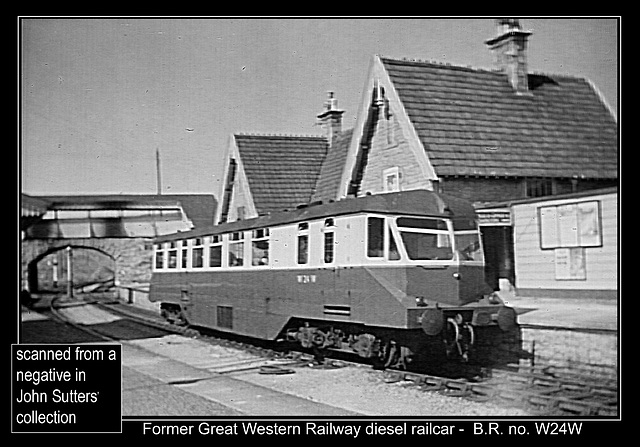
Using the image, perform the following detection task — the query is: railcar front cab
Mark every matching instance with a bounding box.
[363,211,517,360]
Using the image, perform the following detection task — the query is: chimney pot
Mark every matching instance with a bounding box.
[317,91,345,143]
[485,18,532,94]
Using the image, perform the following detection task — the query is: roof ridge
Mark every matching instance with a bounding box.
[236,132,326,139]
[379,54,497,74]
[379,54,588,81]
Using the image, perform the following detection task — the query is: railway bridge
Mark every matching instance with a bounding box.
[21,194,216,295]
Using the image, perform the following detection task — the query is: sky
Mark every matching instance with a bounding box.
[20,17,619,199]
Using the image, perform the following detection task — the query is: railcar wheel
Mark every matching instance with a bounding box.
[161,304,187,326]
[373,339,402,370]
[443,315,475,362]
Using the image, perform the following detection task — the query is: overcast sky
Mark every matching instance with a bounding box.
[20,17,619,198]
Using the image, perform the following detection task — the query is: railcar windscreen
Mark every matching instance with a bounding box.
[455,231,484,261]
[397,217,453,261]
[400,232,453,260]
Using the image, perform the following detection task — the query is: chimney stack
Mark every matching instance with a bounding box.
[317,91,345,143]
[485,18,532,94]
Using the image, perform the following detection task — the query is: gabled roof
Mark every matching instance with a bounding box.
[310,128,354,204]
[380,57,618,179]
[235,134,329,215]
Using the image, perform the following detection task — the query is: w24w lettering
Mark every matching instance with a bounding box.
[535,422,583,435]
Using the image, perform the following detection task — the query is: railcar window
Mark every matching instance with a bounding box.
[323,218,336,264]
[179,241,188,269]
[168,242,177,269]
[397,217,448,230]
[154,244,164,269]
[452,218,477,231]
[252,228,270,266]
[455,232,484,261]
[367,217,384,258]
[388,226,401,260]
[192,238,204,268]
[228,232,244,267]
[209,235,222,268]
[400,232,452,260]
[324,231,334,263]
[297,223,309,265]
[297,235,309,264]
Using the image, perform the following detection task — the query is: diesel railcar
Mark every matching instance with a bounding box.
[149,189,519,367]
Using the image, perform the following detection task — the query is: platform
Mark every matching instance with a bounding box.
[502,293,618,332]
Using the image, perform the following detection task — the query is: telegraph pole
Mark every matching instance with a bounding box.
[156,147,162,195]
[66,246,74,299]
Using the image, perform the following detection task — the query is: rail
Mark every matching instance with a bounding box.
[85,299,618,417]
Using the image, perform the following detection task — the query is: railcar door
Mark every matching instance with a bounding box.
[324,216,357,321]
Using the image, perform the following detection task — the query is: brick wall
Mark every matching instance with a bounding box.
[439,177,522,203]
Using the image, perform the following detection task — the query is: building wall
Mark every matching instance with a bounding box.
[357,112,432,196]
[224,153,258,223]
[438,176,618,204]
[440,177,523,203]
[511,190,618,297]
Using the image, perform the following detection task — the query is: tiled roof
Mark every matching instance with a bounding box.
[310,128,354,204]
[381,57,618,179]
[235,134,329,215]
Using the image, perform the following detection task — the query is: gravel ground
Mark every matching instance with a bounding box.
[234,362,531,417]
[40,300,531,417]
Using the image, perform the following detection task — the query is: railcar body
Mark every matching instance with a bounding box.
[149,190,519,366]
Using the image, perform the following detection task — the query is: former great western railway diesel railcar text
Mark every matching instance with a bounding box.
[149,189,519,367]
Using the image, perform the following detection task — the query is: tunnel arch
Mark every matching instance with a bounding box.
[27,244,116,293]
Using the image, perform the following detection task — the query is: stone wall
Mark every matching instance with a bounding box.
[521,327,618,378]
[21,238,154,292]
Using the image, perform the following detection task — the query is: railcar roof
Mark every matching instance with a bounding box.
[155,189,475,242]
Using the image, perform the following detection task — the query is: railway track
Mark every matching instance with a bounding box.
[52,296,619,417]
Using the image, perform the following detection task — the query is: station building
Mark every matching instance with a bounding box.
[479,187,618,299]
[217,19,618,298]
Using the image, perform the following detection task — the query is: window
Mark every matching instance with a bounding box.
[323,219,335,263]
[397,217,448,230]
[388,225,400,260]
[179,241,188,269]
[236,206,245,221]
[297,223,309,264]
[383,167,400,193]
[401,233,453,260]
[526,178,554,198]
[397,217,453,261]
[252,228,270,266]
[154,244,164,269]
[191,238,204,268]
[323,233,334,263]
[209,235,222,267]
[167,242,177,269]
[367,217,384,258]
[455,232,484,262]
[228,232,244,267]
